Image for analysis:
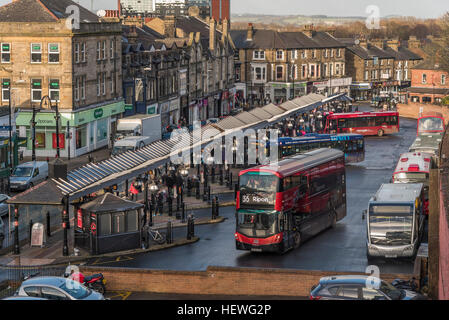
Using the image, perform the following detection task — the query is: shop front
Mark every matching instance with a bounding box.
[16,100,125,158]
[350,83,372,101]
[169,98,180,126]
[160,101,170,132]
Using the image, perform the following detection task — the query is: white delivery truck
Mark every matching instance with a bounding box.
[116,114,162,143]
[112,136,154,156]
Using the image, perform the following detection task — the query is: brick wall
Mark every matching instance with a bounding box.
[80,266,414,297]
[439,188,449,300]
[397,103,449,123]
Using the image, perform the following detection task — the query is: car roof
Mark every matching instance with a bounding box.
[3,296,47,300]
[18,161,48,168]
[21,276,67,287]
[319,275,379,286]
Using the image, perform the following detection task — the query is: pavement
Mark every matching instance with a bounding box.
[105,291,307,300]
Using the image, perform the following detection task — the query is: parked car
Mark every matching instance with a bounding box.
[310,275,427,300]
[3,296,47,300]
[0,216,4,248]
[10,161,48,192]
[0,194,10,217]
[16,276,105,300]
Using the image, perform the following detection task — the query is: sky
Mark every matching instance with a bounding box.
[0,0,448,19]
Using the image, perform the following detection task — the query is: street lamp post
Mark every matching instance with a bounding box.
[31,103,37,162]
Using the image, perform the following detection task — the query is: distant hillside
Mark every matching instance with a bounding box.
[231,14,367,27]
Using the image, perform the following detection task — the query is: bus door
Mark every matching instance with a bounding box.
[281,210,295,250]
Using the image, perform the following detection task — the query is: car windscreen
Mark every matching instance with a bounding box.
[11,167,33,177]
[59,280,91,299]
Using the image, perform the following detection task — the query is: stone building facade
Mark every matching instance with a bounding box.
[0,0,124,158]
[342,37,422,101]
[231,24,351,106]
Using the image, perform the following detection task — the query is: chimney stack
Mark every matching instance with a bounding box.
[222,18,229,37]
[117,0,122,17]
[247,23,254,41]
[209,19,216,51]
[386,39,400,51]
[408,36,421,49]
[164,16,176,38]
[303,24,315,38]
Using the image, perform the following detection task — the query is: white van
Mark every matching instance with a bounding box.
[10,161,49,192]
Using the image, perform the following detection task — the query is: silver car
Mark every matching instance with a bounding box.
[16,276,104,300]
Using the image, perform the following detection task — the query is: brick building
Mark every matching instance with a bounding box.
[407,59,449,105]
[211,0,230,23]
[0,0,124,159]
[231,24,351,105]
[342,37,422,101]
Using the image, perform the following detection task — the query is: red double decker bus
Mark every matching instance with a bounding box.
[324,111,400,137]
[235,148,347,254]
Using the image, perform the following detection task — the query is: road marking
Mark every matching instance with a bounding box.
[91,255,134,265]
[107,291,132,300]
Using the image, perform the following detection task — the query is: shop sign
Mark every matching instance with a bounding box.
[160,102,170,113]
[169,99,180,112]
[147,104,158,115]
[124,104,133,110]
[94,108,104,119]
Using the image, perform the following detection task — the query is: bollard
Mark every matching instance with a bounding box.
[211,197,216,220]
[229,173,233,190]
[195,180,200,199]
[187,216,195,240]
[166,221,172,244]
[215,197,220,217]
[181,202,186,223]
[46,211,51,237]
[219,168,224,186]
[168,196,173,217]
[29,219,33,245]
[207,186,211,202]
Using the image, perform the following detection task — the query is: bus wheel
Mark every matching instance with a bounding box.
[377,129,384,137]
[294,232,301,249]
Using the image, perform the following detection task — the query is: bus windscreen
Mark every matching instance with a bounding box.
[239,174,279,207]
[418,117,444,133]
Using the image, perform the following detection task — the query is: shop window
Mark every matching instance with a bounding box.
[99,213,111,236]
[112,212,125,234]
[31,43,42,63]
[48,43,60,63]
[49,79,60,102]
[35,132,46,149]
[127,210,139,232]
[1,78,9,102]
[31,79,42,102]
[96,118,108,143]
[1,43,10,63]
[76,124,87,149]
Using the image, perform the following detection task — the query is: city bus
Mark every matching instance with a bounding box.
[324,111,400,137]
[392,152,432,215]
[363,183,425,260]
[417,111,445,136]
[235,148,347,254]
[409,134,442,168]
[276,134,365,163]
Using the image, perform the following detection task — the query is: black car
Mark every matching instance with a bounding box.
[310,275,428,300]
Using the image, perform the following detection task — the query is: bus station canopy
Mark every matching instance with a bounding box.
[7,93,349,204]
